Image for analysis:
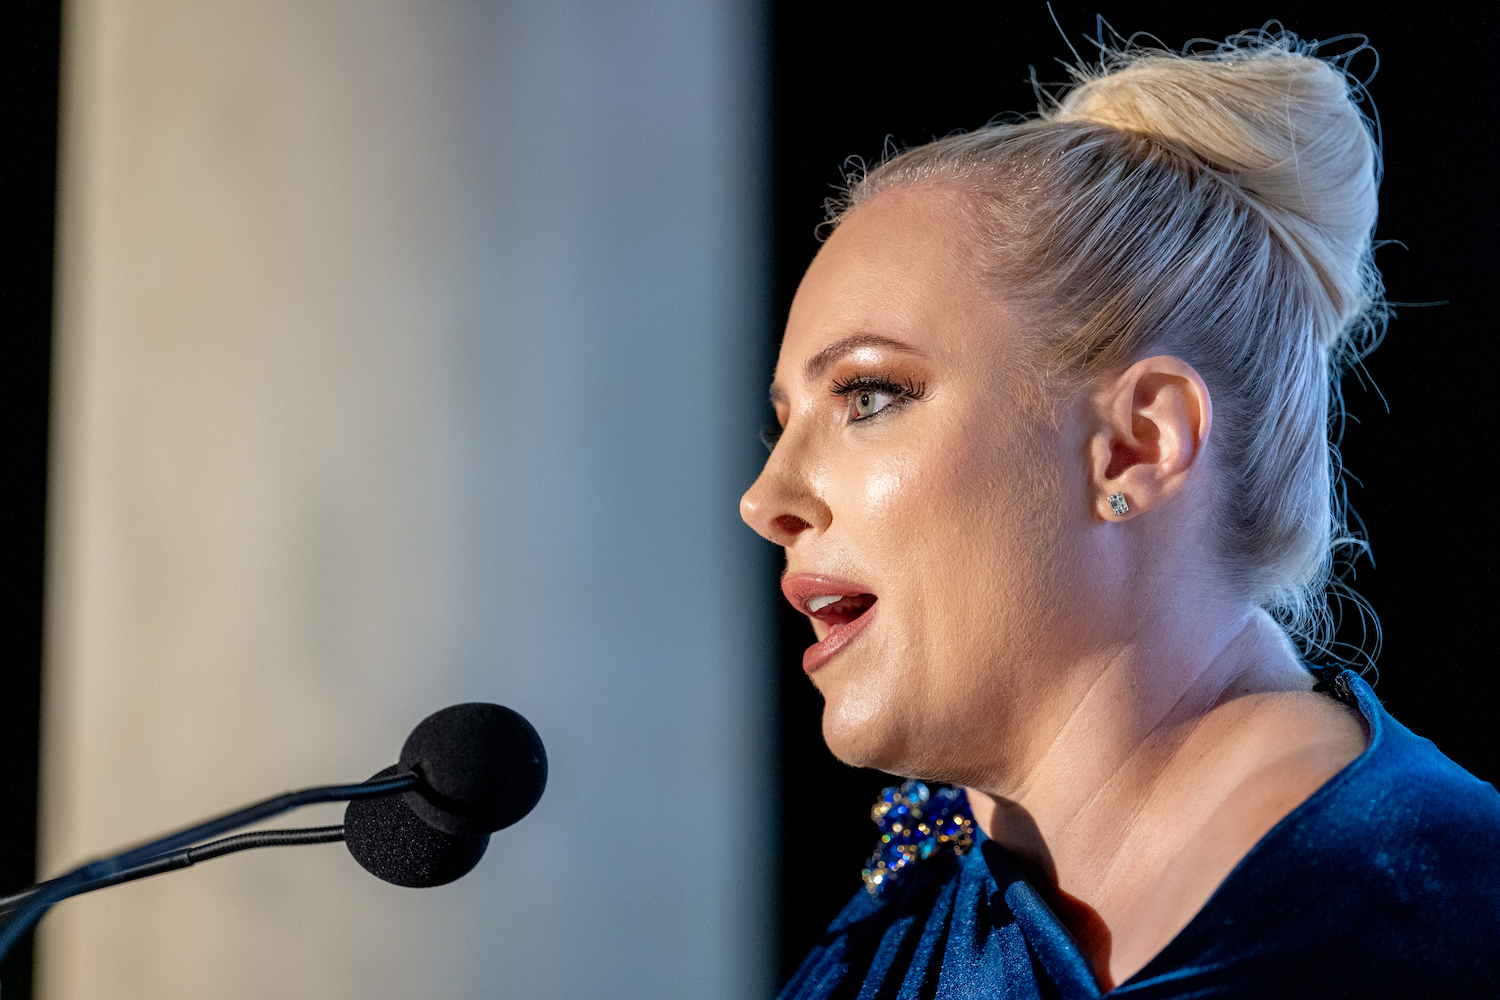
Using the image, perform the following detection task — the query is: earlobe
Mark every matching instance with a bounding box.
[1089,356,1212,521]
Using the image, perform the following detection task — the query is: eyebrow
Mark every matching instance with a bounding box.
[804,334,926,380]
[766,333,927,409]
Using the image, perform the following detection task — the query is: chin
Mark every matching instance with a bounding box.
[817,680,917,775]
[818,671,997,787]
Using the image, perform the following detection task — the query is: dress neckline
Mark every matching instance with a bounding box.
[975,669,1385,996]
[1123,669,1384,985]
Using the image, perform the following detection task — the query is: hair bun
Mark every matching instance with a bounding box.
[1051,42,1379,346]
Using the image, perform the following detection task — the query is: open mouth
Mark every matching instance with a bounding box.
[805,593,876,626]
[781,575,879,673]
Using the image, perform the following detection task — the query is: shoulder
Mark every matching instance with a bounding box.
[1139,677,1500,995]
[1257,674,1500,924]
[1282,678,1500,875]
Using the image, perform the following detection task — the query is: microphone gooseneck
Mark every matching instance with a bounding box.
[0,825,348,918]
[0,771,417,962]
[0,702,548,962]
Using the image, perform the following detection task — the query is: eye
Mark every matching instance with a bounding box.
[830,373,927,424]
[852,389,894,420]
[760,418,783,453]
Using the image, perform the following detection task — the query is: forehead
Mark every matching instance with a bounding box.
[777,185,1002,381]
[800,186,976,310]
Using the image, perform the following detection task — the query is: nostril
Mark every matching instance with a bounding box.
[772,514,813,537]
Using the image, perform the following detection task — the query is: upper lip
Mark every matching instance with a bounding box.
[781,573,876,616]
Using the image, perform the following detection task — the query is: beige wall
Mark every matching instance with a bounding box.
[43,0,771,997]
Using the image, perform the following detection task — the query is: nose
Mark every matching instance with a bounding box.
[740,435,833,547]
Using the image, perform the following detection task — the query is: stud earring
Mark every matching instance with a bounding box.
[1107,492,1129,516]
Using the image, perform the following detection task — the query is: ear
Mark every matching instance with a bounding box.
[1087,355,1212,521]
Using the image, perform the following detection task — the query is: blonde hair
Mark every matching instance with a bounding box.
[833,30,1384,657]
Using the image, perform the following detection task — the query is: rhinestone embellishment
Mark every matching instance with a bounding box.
[1107,491,1129,516]
[861,780,975,895]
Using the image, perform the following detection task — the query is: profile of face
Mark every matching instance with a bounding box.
[741,185,1138,787]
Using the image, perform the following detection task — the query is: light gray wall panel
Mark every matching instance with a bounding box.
[42,1,772,997]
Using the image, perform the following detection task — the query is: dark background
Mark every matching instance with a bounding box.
[769,0,1498,986]
[2,1,1496,995]
[1,2,62,995]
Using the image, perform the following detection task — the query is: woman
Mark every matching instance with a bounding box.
[741,31,1500,998]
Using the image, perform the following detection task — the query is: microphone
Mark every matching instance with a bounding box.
[344,703,548,886]
[0,702,547,960]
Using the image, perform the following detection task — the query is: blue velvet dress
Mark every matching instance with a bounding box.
[781,671,1500,998]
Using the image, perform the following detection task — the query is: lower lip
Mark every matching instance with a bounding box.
[803,603,878,673]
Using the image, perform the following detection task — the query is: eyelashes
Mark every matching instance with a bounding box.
[760,417,783,453]
[761,372,927,453]
[828,373,928,405]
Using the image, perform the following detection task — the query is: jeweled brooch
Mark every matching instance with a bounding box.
[861,780,975,895]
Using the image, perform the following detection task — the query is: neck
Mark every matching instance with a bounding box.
[975,602,1306,805]
[965,604,1316,978]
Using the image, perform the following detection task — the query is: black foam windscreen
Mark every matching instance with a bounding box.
[344,767,489,887]
[398,703,547,836]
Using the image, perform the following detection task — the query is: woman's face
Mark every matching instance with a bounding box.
[741,185,1117,785]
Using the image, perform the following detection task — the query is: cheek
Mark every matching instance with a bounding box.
[917,421,1075,626]
[862,469,904,508]
[812,418,1076,775]
[829,415,1058,593]
[828,453,926,552]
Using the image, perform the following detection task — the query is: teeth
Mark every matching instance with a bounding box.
[808,595,842,613]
